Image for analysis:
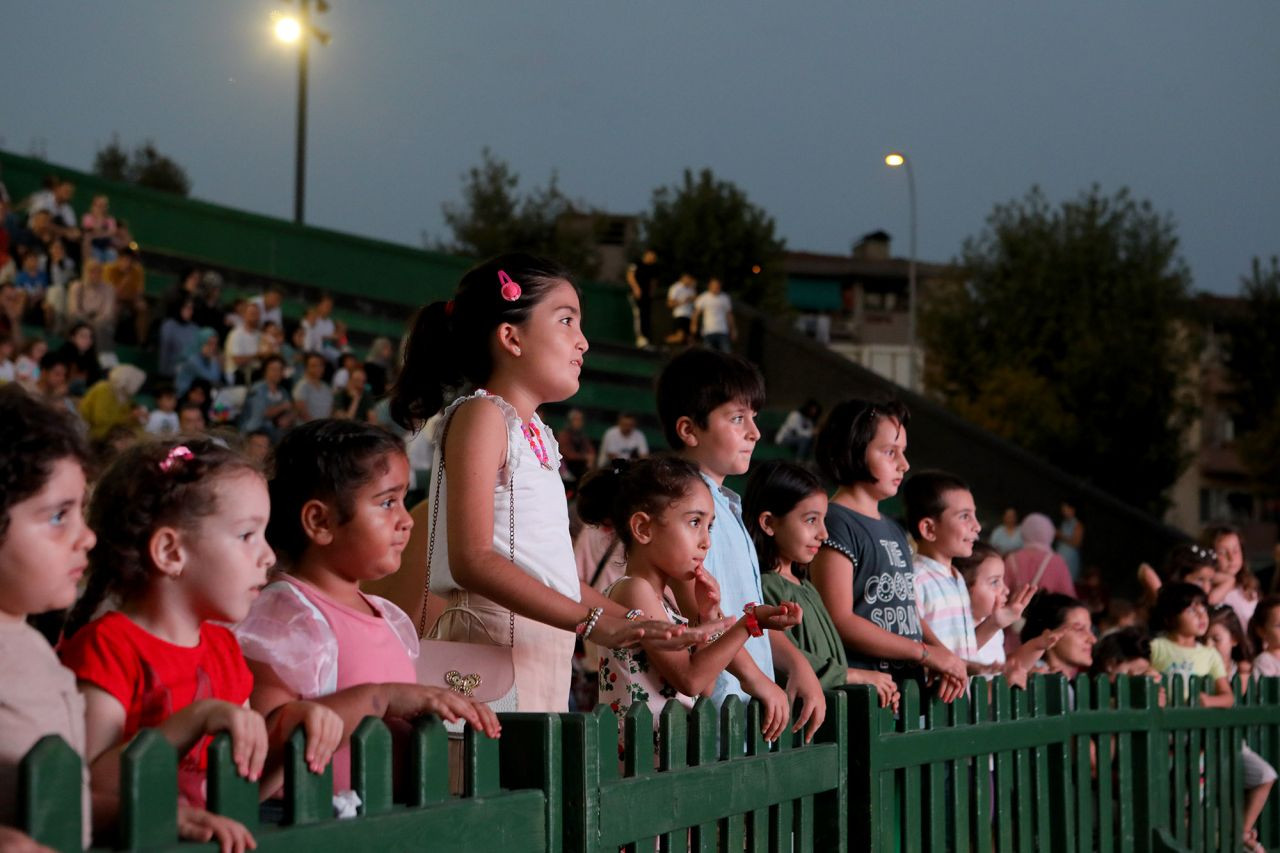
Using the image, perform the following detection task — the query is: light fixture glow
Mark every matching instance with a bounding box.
[885,153,905,168]
[274,16,302,43]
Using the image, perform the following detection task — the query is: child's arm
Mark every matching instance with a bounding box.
[1202,676,1235,708]
[975,584,1037,647]
[769,630,827,742]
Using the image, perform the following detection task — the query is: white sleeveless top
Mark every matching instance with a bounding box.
[425,390,580,601]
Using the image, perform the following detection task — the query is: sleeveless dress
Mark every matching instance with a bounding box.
[425,390,579,712]
[596,578,694,725]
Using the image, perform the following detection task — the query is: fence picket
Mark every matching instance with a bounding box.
[1072,676,1093,853]
[409,714,449,807]
[658,701,689,853]
[813,688,848,853]
[687,698,719,853]
[284,724,333,826]
[350,716,392,816]
[924,693,948,850]
[120,729,178,849]
[19,734,82,853]
[206,731,259,829]
[718,697,746,852]
[970,683,993,853]
[1012,685,1034,851]
[948,692,972,853]
[992,677,1015,853]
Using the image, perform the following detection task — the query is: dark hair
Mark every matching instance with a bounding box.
[1150,582,1207,635]
[261,354,285,372]
[389,253,576,429]
[39,349,70,373]
[955,541,1002,586]
[576,456,706,548]
[814,398,910,486]
[1208,605,1252,662]
[0,386,91,544]
[65,438,259,637]
[1247,595,1280,655]
[154,384,177,400]
[1163,543,1215,582]
[743,461,825,574]
[267,419,408,564]
[654,348,766,449]
[1020,591,1087,643]
[902,470,970,538]
[1090,627,1151,676]
[1201,523,1260,596]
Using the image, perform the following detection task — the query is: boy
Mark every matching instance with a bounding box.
[691,277,735,353]
[145,385,180,436]
[656,348,826,741]
[0,386,97,846]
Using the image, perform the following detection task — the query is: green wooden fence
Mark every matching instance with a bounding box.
[15,678,1280,851]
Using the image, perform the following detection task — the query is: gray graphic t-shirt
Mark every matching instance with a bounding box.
[822,503,925,682]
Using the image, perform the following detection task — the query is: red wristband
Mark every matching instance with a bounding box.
[742,602,763,638]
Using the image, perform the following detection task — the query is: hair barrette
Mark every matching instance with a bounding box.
[498,270,522,302]
[160,445,194,472]
[444,299,455,317]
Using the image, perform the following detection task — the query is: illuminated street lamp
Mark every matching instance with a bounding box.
[884,151,918,391]
[274,1,330,224]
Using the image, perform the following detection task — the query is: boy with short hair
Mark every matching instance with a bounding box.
[145,386,180,436]
[657,348,826,741]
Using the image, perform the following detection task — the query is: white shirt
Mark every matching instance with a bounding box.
[303,316,336,353]
[597,425,649,467]
[250,296,284,329]
[694,291,733,335]
[668,281,697,319]
[146,410,180,436]
[223,326,262,376]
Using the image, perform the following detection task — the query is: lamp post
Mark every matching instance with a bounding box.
[274,1,330,225]
[884,151,917,391]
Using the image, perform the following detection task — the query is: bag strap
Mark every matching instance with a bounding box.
[588,537,620,589]
[419,399,517,648]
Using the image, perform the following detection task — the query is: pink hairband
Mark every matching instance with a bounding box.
[498,270,521,302]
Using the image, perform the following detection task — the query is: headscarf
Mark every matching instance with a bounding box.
[184,326,218,361]
[108,363,146,401]
[1019,513,1056,549]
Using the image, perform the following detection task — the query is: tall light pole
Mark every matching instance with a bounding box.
[274,1,330,225]
[885,152,917,391]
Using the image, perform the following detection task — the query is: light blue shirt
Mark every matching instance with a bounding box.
[700,473,775,705]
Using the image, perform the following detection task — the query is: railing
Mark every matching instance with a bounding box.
[15,677,1280,852]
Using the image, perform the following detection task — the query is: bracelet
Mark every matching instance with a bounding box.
[704,631,724,645]
[624,609,645,622]
[742,602,763,638]
[918,642,930,663]
[576,606,604,639]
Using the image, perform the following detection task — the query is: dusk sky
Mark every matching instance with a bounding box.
[3,2,1276,294]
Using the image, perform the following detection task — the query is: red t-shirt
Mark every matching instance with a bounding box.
[59,612,253,806]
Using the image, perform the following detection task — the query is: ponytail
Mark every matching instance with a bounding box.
[388,301,461,428]
[577,456,704,548]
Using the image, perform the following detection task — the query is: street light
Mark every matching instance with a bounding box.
[884,151,918,391]
[273,1,330,224]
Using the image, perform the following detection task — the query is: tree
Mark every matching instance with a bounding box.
[1223,256,1280,491]
[640,168,787,313]
[439,148,599,276]
[92,136,191,196]
[922,185,1196,514]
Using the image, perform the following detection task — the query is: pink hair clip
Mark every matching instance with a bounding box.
[498,270,522,302]
[159,445,194,472]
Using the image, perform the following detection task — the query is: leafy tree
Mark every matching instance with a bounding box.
[641,168,787,313]
[922,185,1196,514]
[92,136,191,196]
[1224,256,1280,491]
[440,148,599,276]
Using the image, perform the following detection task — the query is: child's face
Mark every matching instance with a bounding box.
[1214,533,1243,576]
[322,452,414,582]
[1204,623,1233,669]
[510,280,589,405]
[639,481,714,583]
[863,417,909,500]
[1258,606,1280,651]
[917,488,980,560]
[682,398,760,480]
[157,394,177,413]
[0,459,95,620]
[179,471,274,624]
[768,490,828,568]
[967,556,1008,620]
[1173,600,1209,639]
[1183,565,1215,594]
[1050,606,1095,670]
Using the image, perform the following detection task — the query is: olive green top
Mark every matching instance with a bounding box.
[760,573,848,691]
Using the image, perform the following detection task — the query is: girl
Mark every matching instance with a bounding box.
[1202,524,1260,628]
[235,420,500,796]
[809,398,968,702]
[60,438,341,851]
[1019,593,1095,679]
[1248,595,1280,678]
[744,460,899,710]
[1206,606,1275,853]
[386,253,694,712]
[955,542,1045,684]
[577,457,797,729]
[1147,582,1233,707]
[175,327,223,397]
[53,321,103,394]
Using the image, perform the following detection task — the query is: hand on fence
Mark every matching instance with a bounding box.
[0,825,55,853]
[750,678,792,742]
[388,685,502,738]
[847,669,900,712]
[693,566,723,623]
[201,700,269,782]
[274,701,344,774]
[993,584,1037,629]
[754,602,802,632]
[177,803,257,853]
[785,661,827,742]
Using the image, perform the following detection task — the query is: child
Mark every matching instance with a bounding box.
[954,541,1043,682]
[1091,627,1158,680]
[386,254,685,713]
[145,386,180,436]
[1147,582,1233,707]
[60,437,340,850]
[1248,595,1280,678]
[578,457,797,725]
[745,460,900,710]
[657,348,826,741]
[1203,524,1260,629]
[809,399,968,702]
[0,387,96,846]
[235,420,500,794]
[1206,606,1275,853]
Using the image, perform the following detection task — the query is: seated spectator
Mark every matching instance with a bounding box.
[31,179,80,255]
[333,366,373,422]
[251,286,284,328]
[363,336,395,396]
[14,252,48,323]
[103,246,147,345]
[36,351,80,421]
[79,363,145,442]
[67,259,117,353]
[557,408,595,484]
[775,399,822,461]
[54,321,104,393]
[223,302,264,384]
[239,354,294,440]
[41,240,76,333]
[14,210,55,262]
[158,298,198,379]
[145,385,181,436]
[301,294,338,360]
[46,238,75,292]
[293,351,333,421]
[259,320,285,360]
[160,266,201,320]
[596,411,648,467]
[175,327,223,396]
[13,338,46,391]
[331,352,359,390]
[284,324,307,378]
[243,429,272,464]
[178,400,207,433]
[80,193,118,262]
